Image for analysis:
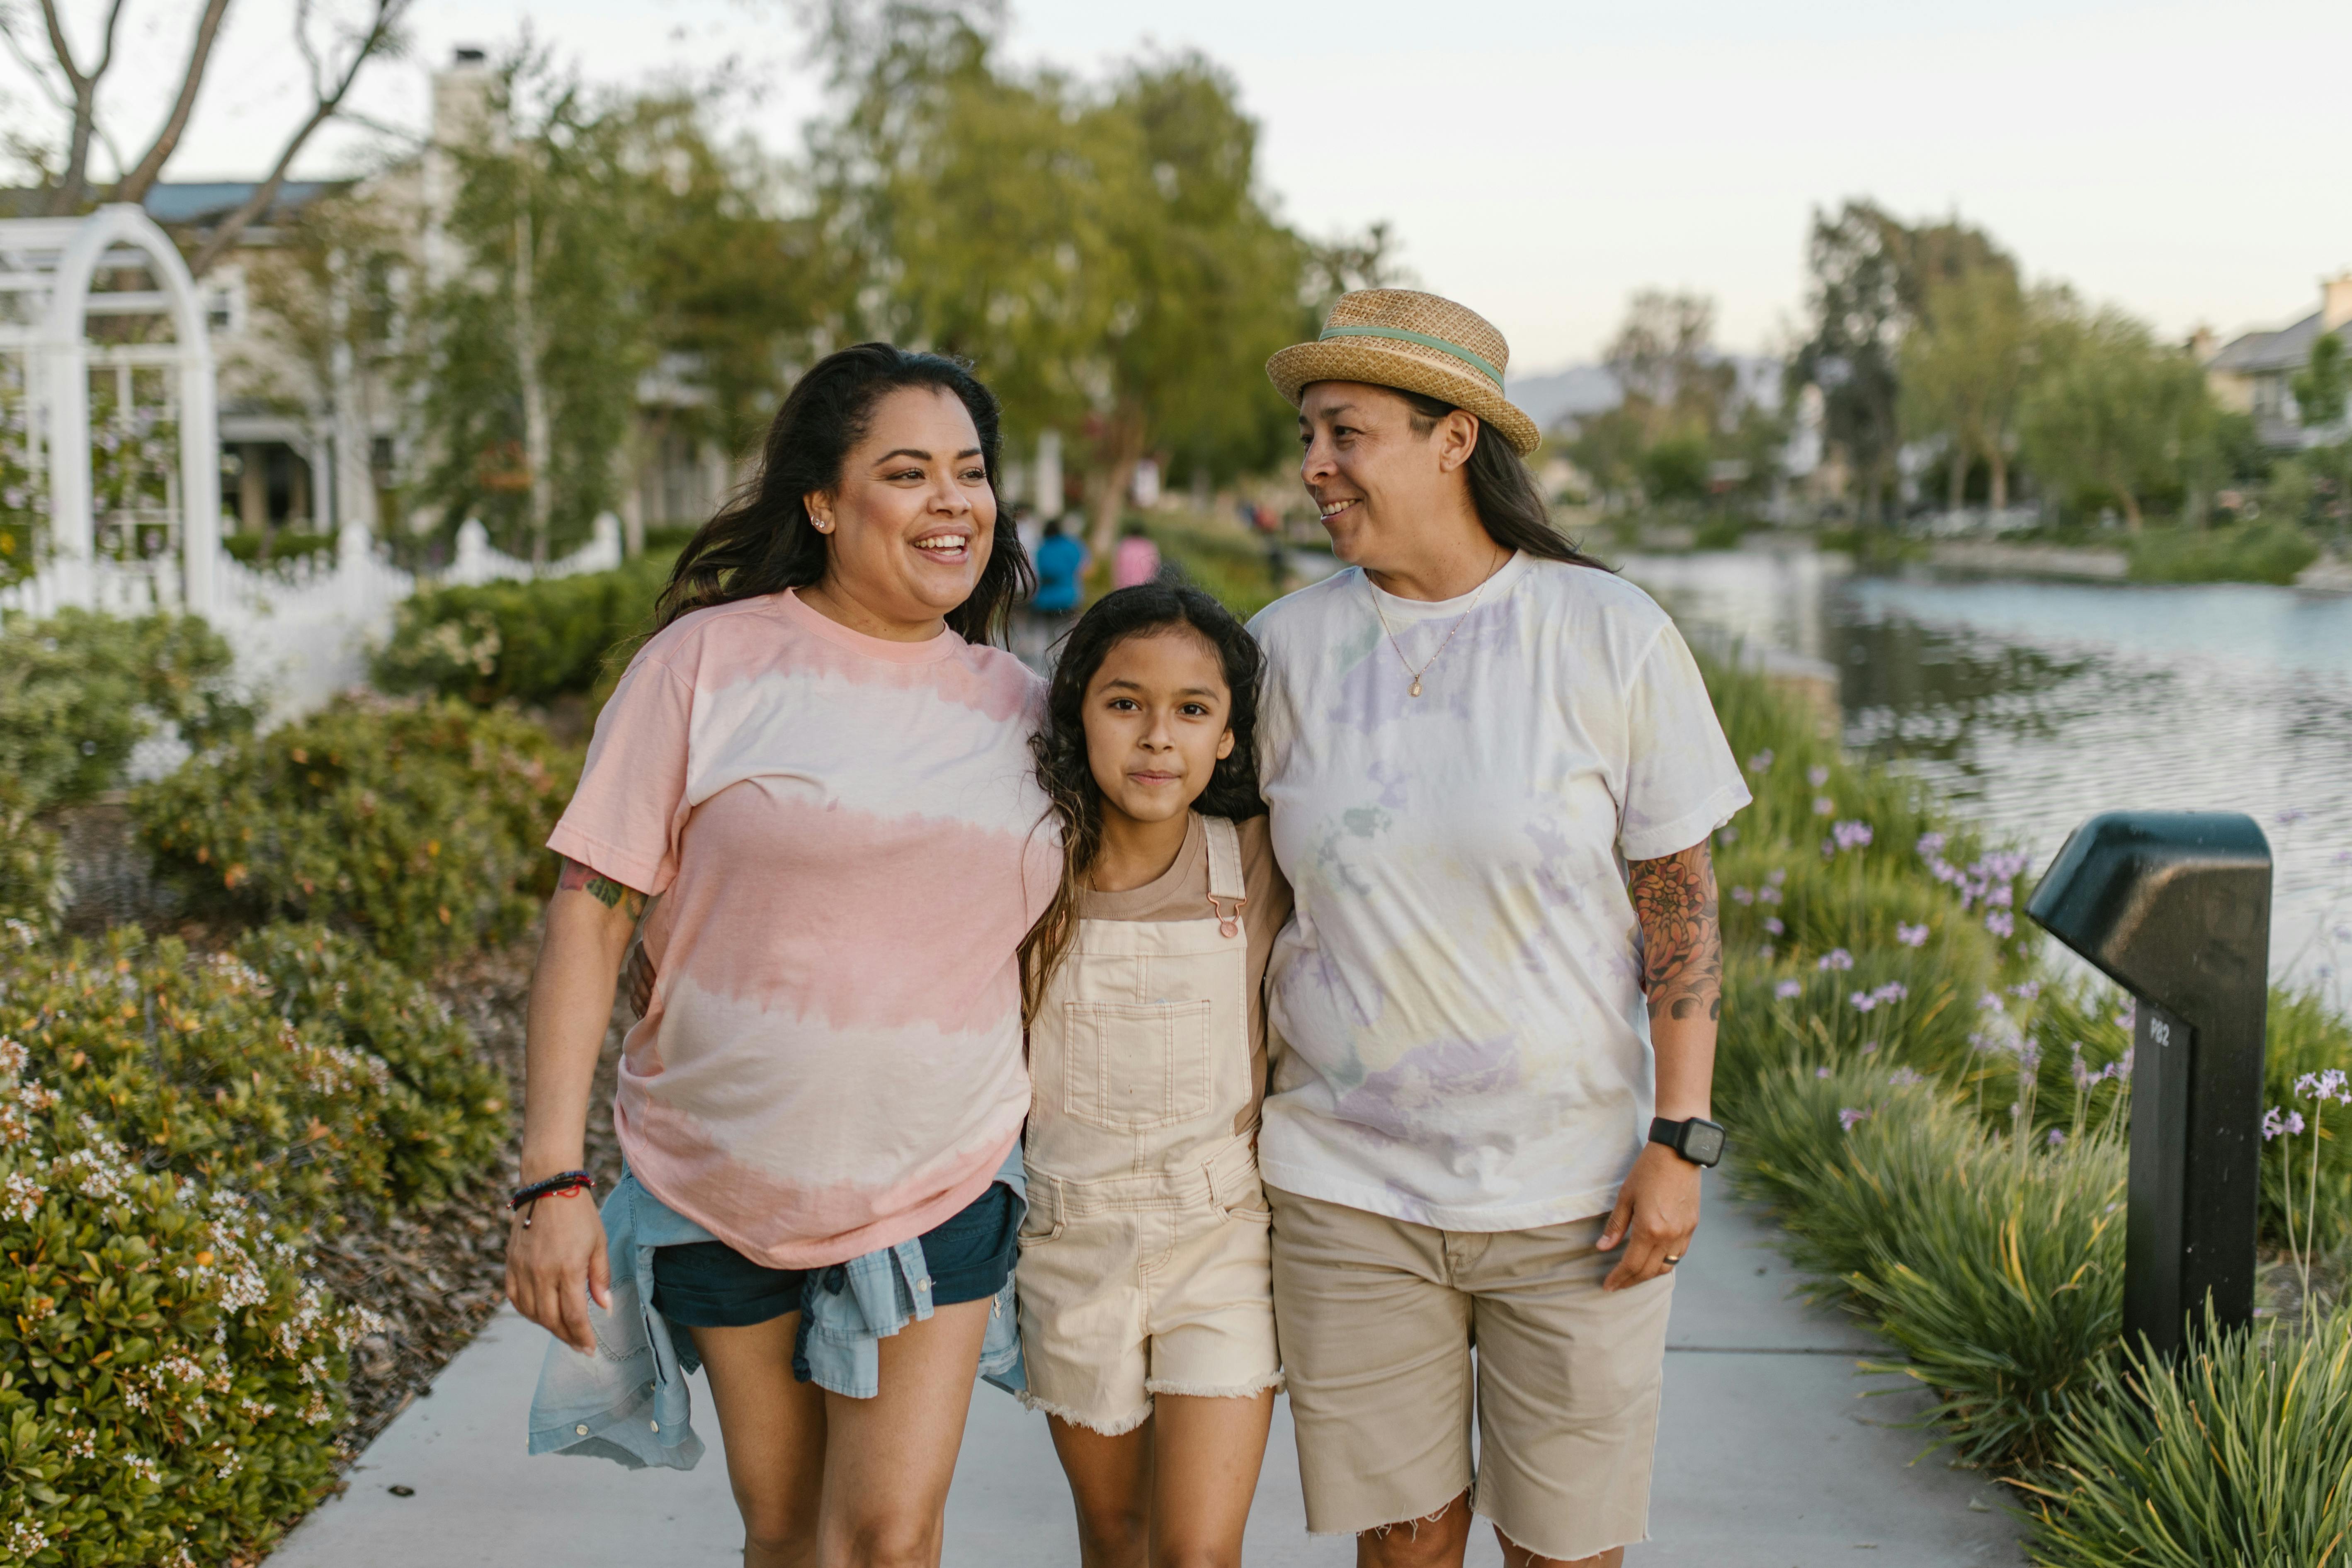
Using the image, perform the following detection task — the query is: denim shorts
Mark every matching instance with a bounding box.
[651,1182,1019,1329]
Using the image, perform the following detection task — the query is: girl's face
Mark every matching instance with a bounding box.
[1082,628,1235,830]
[804,385,997,638]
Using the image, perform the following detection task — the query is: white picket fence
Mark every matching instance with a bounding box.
[0,512,625,727]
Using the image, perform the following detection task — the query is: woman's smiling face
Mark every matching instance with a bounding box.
[805,385,998,638]
[1296,380,1479,572]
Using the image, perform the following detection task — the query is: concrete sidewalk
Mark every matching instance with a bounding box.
[269,1192,2024,1566]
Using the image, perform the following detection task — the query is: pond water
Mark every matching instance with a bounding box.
[1620,548,2352,994]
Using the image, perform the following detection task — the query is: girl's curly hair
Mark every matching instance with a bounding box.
[1019,583,1266,1021]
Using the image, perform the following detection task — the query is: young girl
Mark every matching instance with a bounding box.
[1017,582,1294,1568]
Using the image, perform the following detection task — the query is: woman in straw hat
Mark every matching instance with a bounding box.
[1245,290,1749,1567]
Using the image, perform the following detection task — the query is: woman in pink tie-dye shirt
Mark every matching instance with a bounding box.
[507,344,1058,1567]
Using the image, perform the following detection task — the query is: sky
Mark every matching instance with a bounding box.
[9,0,2349,374]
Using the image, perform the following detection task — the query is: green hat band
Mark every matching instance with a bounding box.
[1316,325,1504,390]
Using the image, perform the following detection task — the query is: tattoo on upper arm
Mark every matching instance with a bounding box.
[1628,843,1723,1025]
[558,857,646,919]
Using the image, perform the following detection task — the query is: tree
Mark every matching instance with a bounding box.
[1,0,411,274]
[409,59,651,563]
[1900,265,2030,509]
[2292,331,2348,432]
[2017,298,2215,531]
[1789,201,1907,521]
[1604,289,1733,446]
[805,5,1316,552]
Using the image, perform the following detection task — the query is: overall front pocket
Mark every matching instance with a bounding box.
[1059,998,1214,1133]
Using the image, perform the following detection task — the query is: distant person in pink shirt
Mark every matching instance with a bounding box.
[507,343,1051,1568]
[1112,522,1162,588]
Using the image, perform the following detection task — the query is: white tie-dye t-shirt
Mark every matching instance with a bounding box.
[1248,551,1749,1231]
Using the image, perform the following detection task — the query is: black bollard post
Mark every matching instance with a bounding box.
[2025,811,2271,1360]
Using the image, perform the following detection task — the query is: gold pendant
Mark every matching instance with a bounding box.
[1409,676,1422,697]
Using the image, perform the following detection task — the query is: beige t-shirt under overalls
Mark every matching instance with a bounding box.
[1015,813,1288,1435]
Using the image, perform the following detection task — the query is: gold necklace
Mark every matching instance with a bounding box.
[1367,553,1510,698]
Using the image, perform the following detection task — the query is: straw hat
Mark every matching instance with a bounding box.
[1267,289,1541,456]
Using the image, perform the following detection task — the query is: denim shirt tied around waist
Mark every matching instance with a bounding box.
[527,1146,1027,1470]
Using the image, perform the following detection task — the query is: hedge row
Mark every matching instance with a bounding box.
[133,695,578,972]
[1701,654,2352,1556]
[0,922,512,1563]
[371,551,676,707]
[0,613,581,1561]
[0,608,255,933]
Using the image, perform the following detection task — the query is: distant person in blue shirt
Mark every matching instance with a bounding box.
[1032,519,1087,614]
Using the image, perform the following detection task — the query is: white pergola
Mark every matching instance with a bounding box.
[0,204,221,614]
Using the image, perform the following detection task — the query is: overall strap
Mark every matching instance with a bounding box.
[1203,816,1247,937]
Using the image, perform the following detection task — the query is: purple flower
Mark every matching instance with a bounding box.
[1980,990,2008,1012]
[1748,750,1775,774]
[1766,868,1788,886]
[2010,981,2041,1001]
[1775,980,1804,1000]
[1850,991,1878,1012]
[1838,1107,1870,1132]
[1731,886,1756,906]
[1816,1066,1833,1078]
[1808,765,1831,788]
[2047,1129,2067,1148]
[1888,1067,1924,1087]
[1832,820,1874,853]
[2294,1069,2351,1106]
[1860,1039,1879,1054]
[1813,796,1837,817]
[1872,981,1908,1005]
[1818,949,1855,972]
[2263,1107,2307,1140]
[1896,922,1929,947]
[2114,1001,2136,1032]
[1758,943,1777,959]
[1984,910,2015,938]
[1757,884,1783,905]
[1916,832,1948,858]
[1763,917,1785,936]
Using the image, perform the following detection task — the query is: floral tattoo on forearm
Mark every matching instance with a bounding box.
[558,857,646,919]
[1629,842,1723,1025]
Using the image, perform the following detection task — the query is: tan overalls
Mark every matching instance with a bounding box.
[1015,814,1283,1435]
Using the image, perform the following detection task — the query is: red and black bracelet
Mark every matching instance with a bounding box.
[510,1170,595,1227]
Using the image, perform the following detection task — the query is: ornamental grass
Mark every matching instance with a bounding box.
[2017,1305,2352,1568]
[1697,651,2352,1540]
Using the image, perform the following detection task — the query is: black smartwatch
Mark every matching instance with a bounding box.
[1650,1116,1726,1168]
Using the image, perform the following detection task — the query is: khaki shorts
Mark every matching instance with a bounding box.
[1268,1184,1673,1562]
[1016,1142,1284,1435]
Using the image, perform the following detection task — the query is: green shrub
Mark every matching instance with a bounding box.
[0,608,254,813]
[0,925,507,1228]
[0,777,66,934]
[373,552,675,706]
[2018,1305,2352,1567]
[2126,522,2320,585]
[0,1044,367,1567]
[221,529,337,571]
[132,696,576,972]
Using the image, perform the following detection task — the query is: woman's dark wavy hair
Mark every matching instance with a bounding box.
[655,343,1034,639]
[1019,583,1266,1021]
[1392,388,1614,572]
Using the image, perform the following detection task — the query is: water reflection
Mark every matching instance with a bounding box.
[1624,549,2352,991]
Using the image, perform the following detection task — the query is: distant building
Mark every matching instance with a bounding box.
[58,47,727,555]
[2199,273,2352,449]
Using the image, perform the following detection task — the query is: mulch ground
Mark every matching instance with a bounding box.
[313,935,633,1459]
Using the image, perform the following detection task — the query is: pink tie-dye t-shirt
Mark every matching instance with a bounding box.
[548,589,1057,1269]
